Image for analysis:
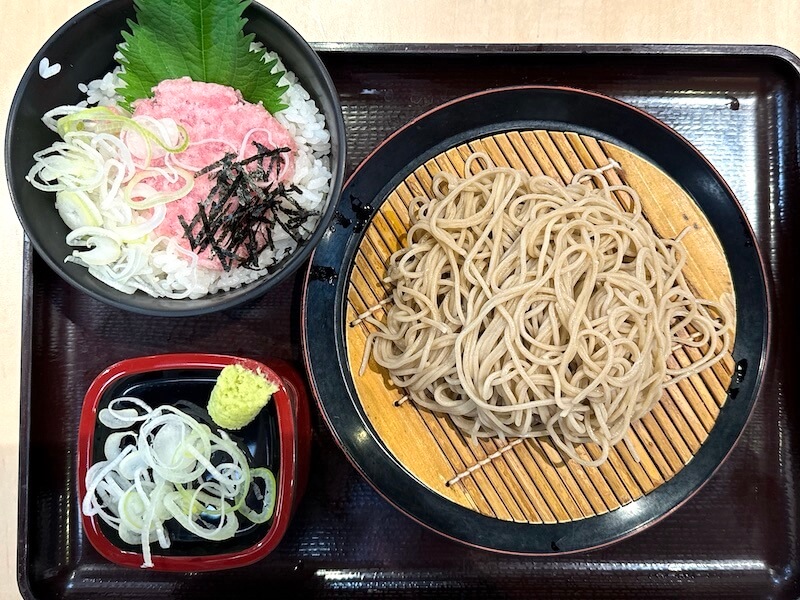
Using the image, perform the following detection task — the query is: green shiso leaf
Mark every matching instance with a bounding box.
[116,0,288,113]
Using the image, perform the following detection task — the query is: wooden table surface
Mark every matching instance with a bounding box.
[1,1,797,597]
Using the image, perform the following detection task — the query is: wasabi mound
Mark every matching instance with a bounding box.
[208,364,278,430]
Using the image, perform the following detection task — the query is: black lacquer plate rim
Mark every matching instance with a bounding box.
[302,85,771,555]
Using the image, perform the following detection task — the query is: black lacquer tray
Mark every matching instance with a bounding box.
[18,45,800,599]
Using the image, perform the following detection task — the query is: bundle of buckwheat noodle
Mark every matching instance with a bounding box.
[362,152,732,468]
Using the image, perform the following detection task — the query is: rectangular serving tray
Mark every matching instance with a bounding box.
[17,44,800,599]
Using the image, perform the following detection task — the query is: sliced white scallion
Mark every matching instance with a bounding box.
[104,431,137,461]
[162,489,240,541]
[27,138,107,192]
[82,444,134,519]
[83,398,277,568]
[113,203,167,241]
[42,105,90,132]
[55,190,103,229]
[66,226,123,266]
[29,104,197,298]
[239,468,277,523]
[118,451,150,481]
[98,397,153,428]
[56,107,189,156]
[123,167,194,209]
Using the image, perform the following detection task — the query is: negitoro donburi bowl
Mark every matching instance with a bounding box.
[5,0,346,316]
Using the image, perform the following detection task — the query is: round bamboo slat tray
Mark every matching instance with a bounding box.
[345,130,735,524]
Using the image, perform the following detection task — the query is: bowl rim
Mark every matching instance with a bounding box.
[5,0,346,317]
[77,353,297,571]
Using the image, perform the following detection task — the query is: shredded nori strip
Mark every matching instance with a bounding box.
[179,142,319,272]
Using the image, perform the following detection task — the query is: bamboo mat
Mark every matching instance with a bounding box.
[344,131,735,524]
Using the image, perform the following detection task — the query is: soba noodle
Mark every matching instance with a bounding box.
[361,152,733,468]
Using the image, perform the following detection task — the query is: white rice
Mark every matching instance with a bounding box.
[73,45,332,299]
